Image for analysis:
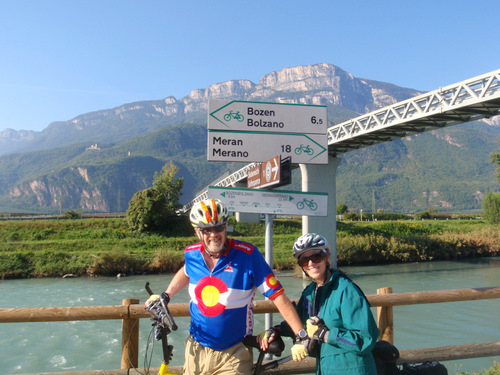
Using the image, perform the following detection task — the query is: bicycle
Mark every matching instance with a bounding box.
[144,282,178,375]
[142,282,291,375]
[132,284,446,375]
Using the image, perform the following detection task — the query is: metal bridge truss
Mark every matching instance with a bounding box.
[183,69,500,212]
[327,69,500,154]
[183,162,260,212]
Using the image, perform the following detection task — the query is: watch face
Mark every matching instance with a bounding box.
[298,329,307,339]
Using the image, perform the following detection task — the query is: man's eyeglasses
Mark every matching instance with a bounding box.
[199,224,226,235]
[298,252,325,267]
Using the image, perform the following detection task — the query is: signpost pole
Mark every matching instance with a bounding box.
[264,213,273,359]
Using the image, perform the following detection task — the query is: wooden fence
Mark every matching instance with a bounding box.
[1,286,500,375]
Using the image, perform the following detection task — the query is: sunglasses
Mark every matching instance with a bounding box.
[199,224,226,235]
[298,252,325,267]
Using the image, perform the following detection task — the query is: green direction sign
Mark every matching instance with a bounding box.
[208,130,328,164]
[208,186,328,216]
[208,99,327,134]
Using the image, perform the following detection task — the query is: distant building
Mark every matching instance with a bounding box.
[86,144,100,151]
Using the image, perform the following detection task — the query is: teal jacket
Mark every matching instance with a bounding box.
[291,270,379,375]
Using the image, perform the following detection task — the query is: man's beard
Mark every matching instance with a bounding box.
[205,238,224,254]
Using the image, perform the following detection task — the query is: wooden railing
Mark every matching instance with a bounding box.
[1,286,500,375]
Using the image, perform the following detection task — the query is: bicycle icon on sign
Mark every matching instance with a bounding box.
[224,111,244,122]
[296,198,318,211]
[294,144,314,155]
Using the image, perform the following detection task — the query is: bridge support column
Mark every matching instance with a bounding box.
[300,156,341,268]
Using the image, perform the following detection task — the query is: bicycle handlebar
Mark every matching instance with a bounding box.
[145,282,177,369]
[145,282,178,332]
[242,335,285,357]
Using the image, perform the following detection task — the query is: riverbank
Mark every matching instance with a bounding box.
[0,217,498,279]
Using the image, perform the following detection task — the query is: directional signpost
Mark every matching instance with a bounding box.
[207,101,329,332]
[208,186,328,216]
[208,100,328,164]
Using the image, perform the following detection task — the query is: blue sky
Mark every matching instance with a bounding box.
[1,0,499,132]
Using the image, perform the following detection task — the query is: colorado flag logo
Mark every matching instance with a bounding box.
[194,276,229,317]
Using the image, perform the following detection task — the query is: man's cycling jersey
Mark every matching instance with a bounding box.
[184,238,284,350]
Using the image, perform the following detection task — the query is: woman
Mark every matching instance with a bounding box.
[267,233,379,374]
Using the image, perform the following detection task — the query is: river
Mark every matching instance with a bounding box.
[1,257,499,374]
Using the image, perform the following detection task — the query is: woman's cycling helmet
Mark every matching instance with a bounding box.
[293,233,330,259]
[189,199,229,228]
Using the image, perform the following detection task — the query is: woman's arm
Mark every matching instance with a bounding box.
[325,280,379,354]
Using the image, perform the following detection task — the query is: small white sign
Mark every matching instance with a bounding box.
[208,186,328,216]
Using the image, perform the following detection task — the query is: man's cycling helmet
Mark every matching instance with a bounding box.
[293,233,330,259]
[189,199,229,228]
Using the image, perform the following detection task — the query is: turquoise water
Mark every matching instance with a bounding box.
[1,257,499,374]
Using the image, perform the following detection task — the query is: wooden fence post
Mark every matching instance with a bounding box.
[377,287,394,344]
[121,298,140,369]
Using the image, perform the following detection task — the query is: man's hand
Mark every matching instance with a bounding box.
[256,327,279,351]
[145,294,160,306]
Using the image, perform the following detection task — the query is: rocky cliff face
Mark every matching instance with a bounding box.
[179,63,394,115]
[6,159,160,212]
[8,168,109,212]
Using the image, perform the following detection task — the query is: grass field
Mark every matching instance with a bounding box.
[0,216,498,279]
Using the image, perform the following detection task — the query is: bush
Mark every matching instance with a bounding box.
[126,188,169,232]
[86,248,146,276]
[482,192,500,224]
[0,252,35,279]
[64,210,82,219]
[126,162,184,233]
[149,246,185,273]
[336,203,348,215]
[344,212,359,221]
[415,209,438,220]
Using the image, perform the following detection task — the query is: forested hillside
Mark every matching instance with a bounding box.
[0,63,498,213]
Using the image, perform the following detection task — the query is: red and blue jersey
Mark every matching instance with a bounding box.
[184,238,284,350]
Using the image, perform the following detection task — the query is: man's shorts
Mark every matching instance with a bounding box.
[183,334,253,375]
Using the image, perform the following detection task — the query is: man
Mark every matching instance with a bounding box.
[147,199,309,374]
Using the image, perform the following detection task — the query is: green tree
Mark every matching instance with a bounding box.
[336,203,348,215]
[482,192,500,224]
[126,163,184,232]
[63,210,82,219]
[153,162,184,214]
[482,141,500,224]
[415,208,438,220]
[492,140,500,183]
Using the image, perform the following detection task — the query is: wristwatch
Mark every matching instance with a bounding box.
[296,329,308,340]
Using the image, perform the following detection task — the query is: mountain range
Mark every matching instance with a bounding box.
[1,63,499,214]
